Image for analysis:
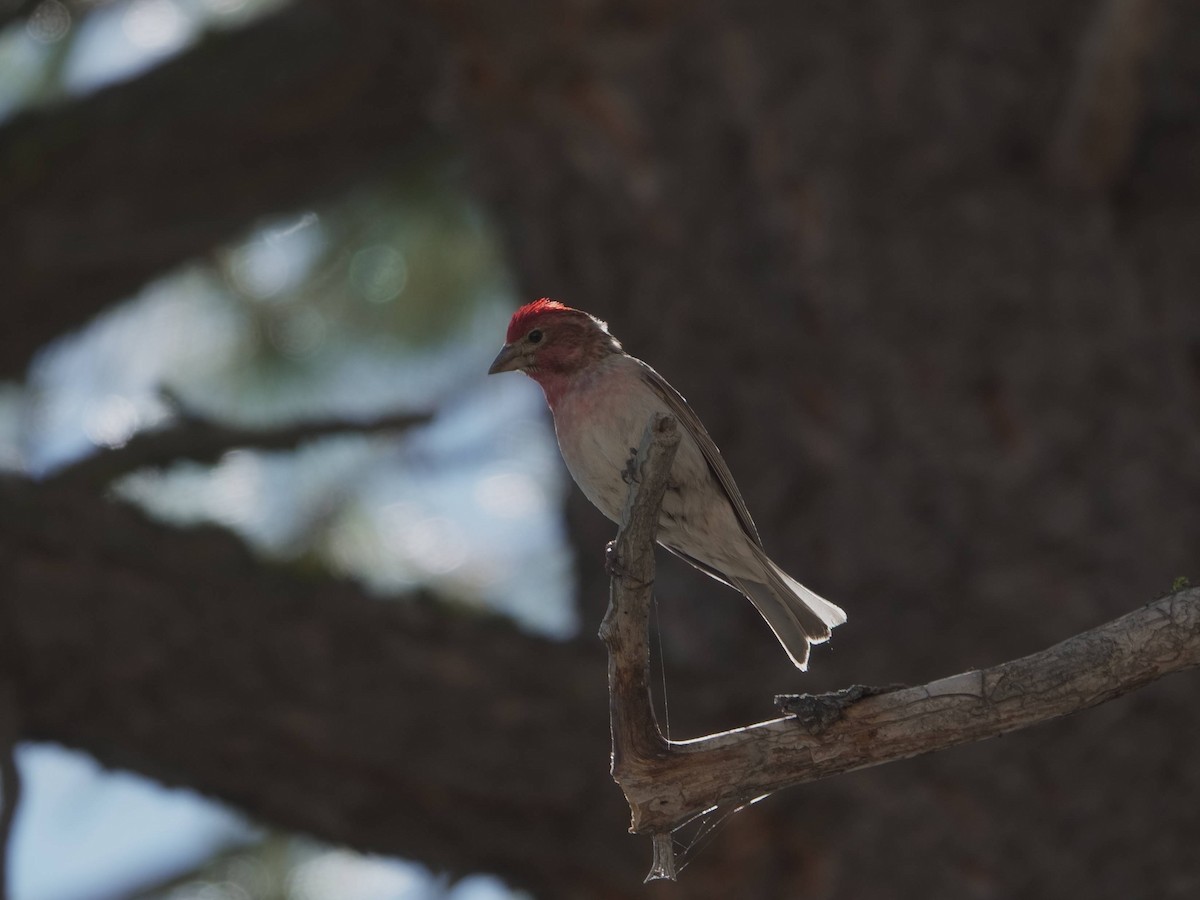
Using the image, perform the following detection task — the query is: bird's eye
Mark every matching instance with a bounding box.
[528,329,543,344]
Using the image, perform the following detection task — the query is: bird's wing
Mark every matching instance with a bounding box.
[636,361,763,548]
[660,542,739,588]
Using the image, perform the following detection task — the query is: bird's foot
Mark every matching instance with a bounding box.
[604,540,624,577]
[604,540,654,587]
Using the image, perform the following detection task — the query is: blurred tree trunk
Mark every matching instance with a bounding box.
[442,0,1200,896]
[3,1,1200,898]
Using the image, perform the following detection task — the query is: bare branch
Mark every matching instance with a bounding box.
[47,392,430,489]
[598,413,680,876]
[601,418,1200,877]
[610,571,1200,841]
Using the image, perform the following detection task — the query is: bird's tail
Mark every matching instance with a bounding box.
[732,550,846,671]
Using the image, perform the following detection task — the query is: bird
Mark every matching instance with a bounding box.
[487,298,846,670]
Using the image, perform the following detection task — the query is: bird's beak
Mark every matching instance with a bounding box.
[488,343,523,375]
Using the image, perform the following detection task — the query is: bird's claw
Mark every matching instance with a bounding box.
[604,540,624,577]
[605,541,654,587]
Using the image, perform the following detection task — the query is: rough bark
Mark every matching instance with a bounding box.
[627,572,1200,837]
[437,1,1200,896]
[3,1,1200,898]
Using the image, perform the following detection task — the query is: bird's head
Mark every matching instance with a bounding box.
[487,299,621,380]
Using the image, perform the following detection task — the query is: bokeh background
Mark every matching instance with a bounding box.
[1,0,1198,898]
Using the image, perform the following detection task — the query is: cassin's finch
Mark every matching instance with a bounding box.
[489,299,845,669]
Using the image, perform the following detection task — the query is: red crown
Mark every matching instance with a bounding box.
[506,298,571,343]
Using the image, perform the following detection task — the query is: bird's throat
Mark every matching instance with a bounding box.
[528,367,575,410]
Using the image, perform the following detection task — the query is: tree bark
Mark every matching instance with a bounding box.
[4,1,1200,897]
[0,476,643,897]
[0,0,443,379]
[624,576,1200,837]
[605,418,1200,880]
[437,1,1200,896]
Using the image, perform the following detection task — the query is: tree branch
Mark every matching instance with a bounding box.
[0,0,446,378]
[46,392,430,489]
[603,417,1200,878]
[598,413,679,878]
[616,576,1200,836]
[0,475,646,897]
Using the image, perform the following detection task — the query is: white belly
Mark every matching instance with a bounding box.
[550,357,758,578]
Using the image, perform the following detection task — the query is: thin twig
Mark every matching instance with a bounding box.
[613,584,1200,839]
